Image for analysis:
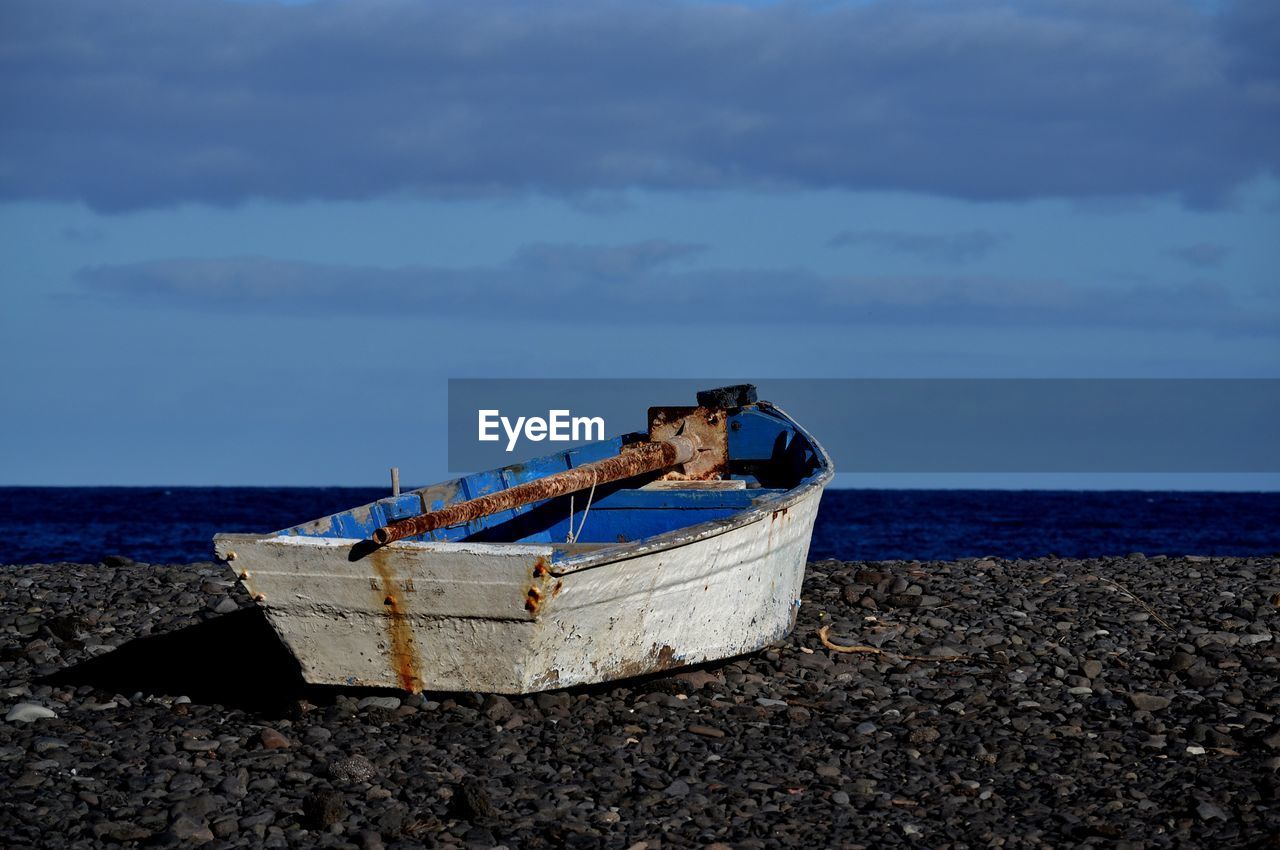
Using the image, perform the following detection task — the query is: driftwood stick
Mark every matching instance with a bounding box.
[1099,577,1174,632]
[816,626,969,663]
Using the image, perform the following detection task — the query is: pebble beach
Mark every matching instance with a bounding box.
[2,555,1277,849]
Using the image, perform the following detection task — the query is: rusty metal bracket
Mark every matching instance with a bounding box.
[648,406,730,480]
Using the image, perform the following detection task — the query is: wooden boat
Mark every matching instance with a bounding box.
[213,386,832,694]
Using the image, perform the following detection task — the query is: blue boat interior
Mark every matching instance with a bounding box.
[279,404,824,556]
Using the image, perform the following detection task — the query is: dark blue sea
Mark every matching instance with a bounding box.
[0,487,1276,565]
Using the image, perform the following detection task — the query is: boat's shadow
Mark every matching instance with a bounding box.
[47,609,745,713]
[45,608,334,713]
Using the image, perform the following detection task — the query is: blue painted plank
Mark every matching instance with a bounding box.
[504,453,572,485]
[533,507,742,544]
[585,488,785,510]
[376,494,422,522]
[567,436,627,467]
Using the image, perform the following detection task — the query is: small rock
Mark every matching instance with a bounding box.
[1128,693,1172,712]
[451,777,498,822]
[851,778,878,795]
[358,696,402,711]
[787,706,812,725]
[181,739,220,752]
[212,597,239,615]
[220,770,248,798]
[675,668,721,690]
[1197,801,1228,821]
[687,724,725,739]
[855,722,877,735]
[6,703,56,723]
[1185,667,1218,689]
[239,811,275,834]
[42,614,86,644]
[171,794,221,821]
[32,737,67,753]
[259,728,290,749]
[908,727,940,745]
[94,821,152,841]
[481,694,514,723]
[304,726,333,744]
[1081,659,1103,679]
[302,789,347,829]
[329,754,377,782]
[168,815,214,843]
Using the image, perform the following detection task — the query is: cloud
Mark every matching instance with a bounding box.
[59,226,104,243]
[510,240,707,277]
[3,0,1277,212]
[1171,242,1230,269]
[76,244,1277,336]
[828,229,1004,263]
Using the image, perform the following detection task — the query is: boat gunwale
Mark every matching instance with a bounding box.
[218,401,833,576]
[546,401,833,575]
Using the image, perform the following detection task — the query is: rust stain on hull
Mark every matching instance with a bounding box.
[526,556,554,616]
[368,549,423,693]
[604,644,680,681]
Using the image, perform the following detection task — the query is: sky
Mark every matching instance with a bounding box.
[1,0,1277,488]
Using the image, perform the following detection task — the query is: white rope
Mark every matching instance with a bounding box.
[566,472,599,544]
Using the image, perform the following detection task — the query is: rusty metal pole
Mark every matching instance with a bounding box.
[371,437,697,545]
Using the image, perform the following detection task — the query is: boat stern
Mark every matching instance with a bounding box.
[213,534,558,692]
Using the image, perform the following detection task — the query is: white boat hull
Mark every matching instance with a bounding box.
[213,483,826,694]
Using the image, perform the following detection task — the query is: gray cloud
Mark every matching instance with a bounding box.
[828,229,1004,263]
[3,0,1277,212]
[76,244,1276,336]
[511,240,707,277]
[59,226,104,243]
[1171,243,1231,269]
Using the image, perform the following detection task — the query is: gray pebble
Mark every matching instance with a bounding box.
[329,754,377,782]
[6,702,56,723]
[357,696,401,711]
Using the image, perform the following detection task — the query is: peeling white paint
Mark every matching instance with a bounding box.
[216,481,826,694]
